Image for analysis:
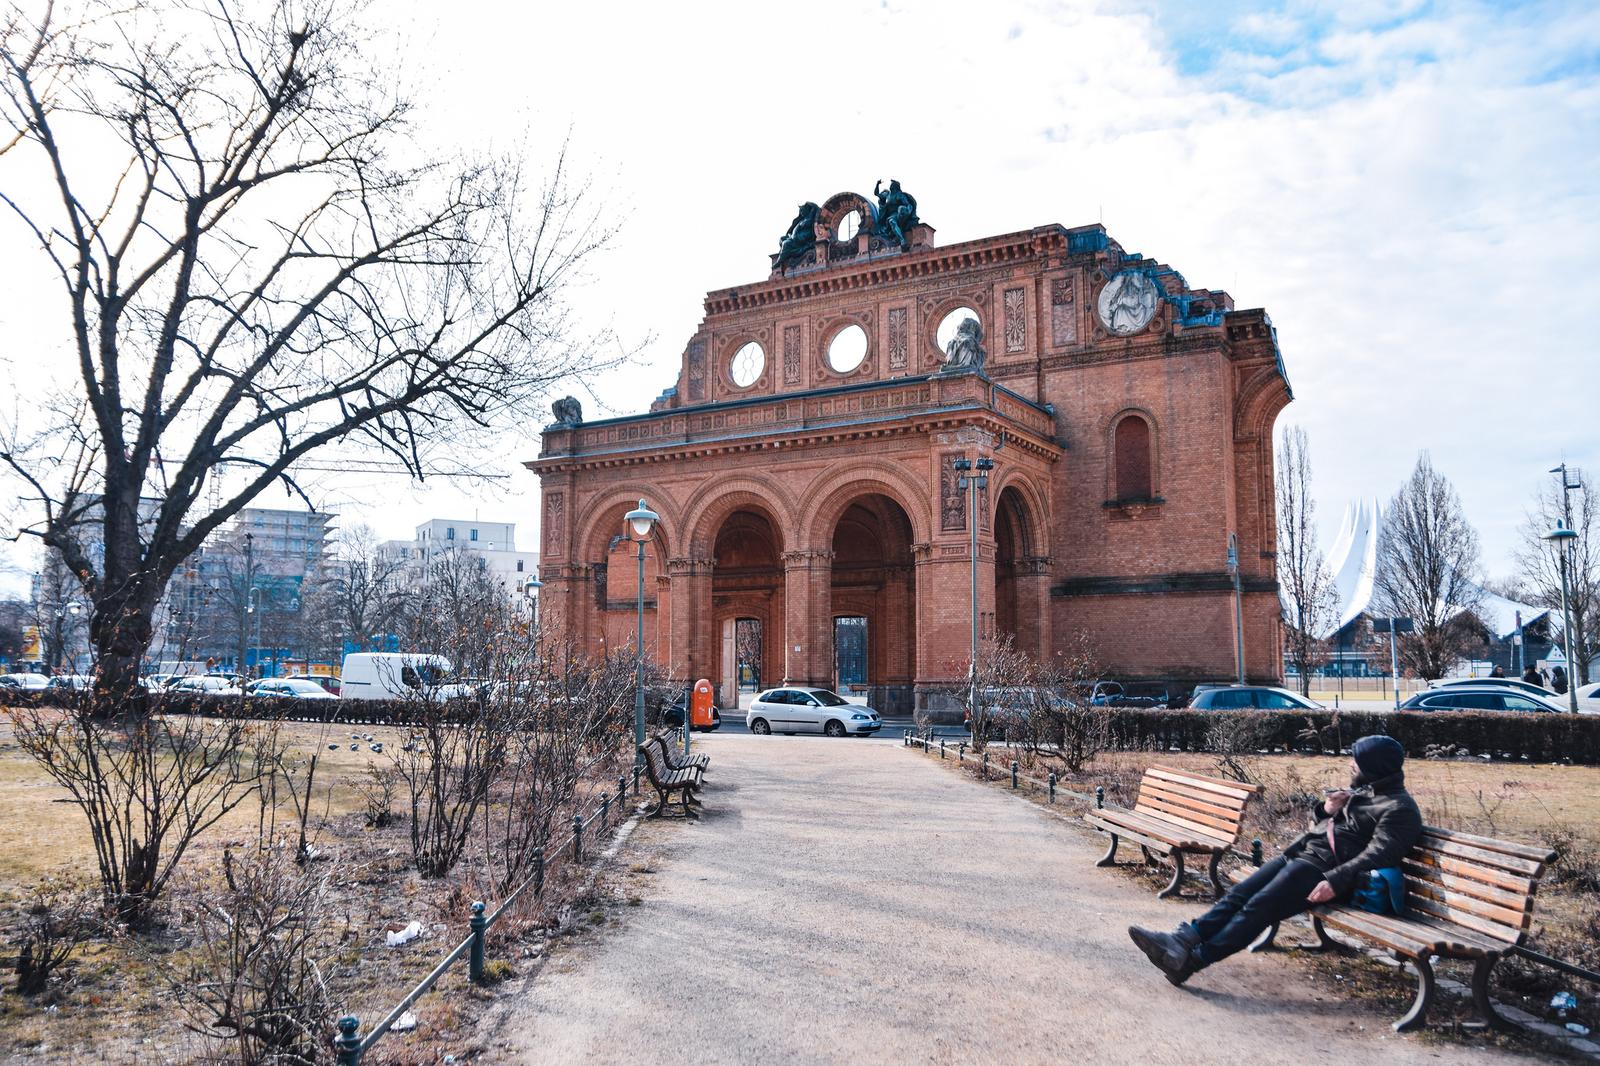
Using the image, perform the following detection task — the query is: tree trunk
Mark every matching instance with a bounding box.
[90,583,157,713]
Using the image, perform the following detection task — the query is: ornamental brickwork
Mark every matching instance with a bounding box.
[530,188,1292,715]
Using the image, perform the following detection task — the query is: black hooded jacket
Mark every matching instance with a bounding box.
[1282,770,1423,897]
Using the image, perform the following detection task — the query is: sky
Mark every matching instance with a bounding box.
[2,0,1597,590]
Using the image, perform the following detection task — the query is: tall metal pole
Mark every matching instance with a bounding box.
[969,466,979,723]
[634,537,646,762]
[1553,463,1586,687]
[1227,533,1244,685]
[1389,617,1400,709]
[1558,539,1579,714]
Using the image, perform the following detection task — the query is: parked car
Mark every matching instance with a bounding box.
[746,687,881,737]
[167,674,243,696]
[1429,676,1552,699]
[46,674,93,691]
[284,673,341,697]
[1089,680,1170,708]
[963,685,1042,738]
[247,678,338,700]
[1575,681,1600,714]
[1188,685,1323,711]
[339,653,473,701]
[0,673,50,690]
[1399,686,1565,713]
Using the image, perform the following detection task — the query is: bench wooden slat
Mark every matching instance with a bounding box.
[1084,814,1177,857]
[1408,877,1529,934]
[1403,893,1528,944]
[1316,907,1439,959]
[1132,787,1241,832]
[1417,836,1546,878]
[1133,798,1243,839]
[1091,806,1231,850]
[1400,862,1534,913]
[1422,826,1557,866]
[1139,779,1250,818]
[1146,766,1261,800]
[1405,850,1538,895]
[1135,789,1244,829]
[1141,775,1252,809]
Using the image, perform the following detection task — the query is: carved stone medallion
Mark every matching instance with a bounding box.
[1096,271,1159,336]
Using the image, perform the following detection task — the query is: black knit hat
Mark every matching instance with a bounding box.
[1352,735,1405,781]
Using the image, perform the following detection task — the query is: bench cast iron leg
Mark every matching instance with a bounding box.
[1394,955,1435,1033]
[1096,832,1119,867]
[1158,850,1186,899]
[1207,850,1225,898]
[1470,956,1511,1031]
[647,789,669,818]
[1302,915,1347,953]
[1139,844,1158,866]
[679,788,699,820]
[1248,921,1280,953]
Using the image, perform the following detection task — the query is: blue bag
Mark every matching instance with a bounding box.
[1350,867,1406,916]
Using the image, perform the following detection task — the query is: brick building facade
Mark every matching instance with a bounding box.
[531,188,1292,714]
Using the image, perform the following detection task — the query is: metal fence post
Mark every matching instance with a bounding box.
[632,764,641,796]
[1048,771,1057,803]
[1095,785,1104,809]
[618,774,627,812]
[1251,838,1263,867]
[1010,760,1018,789]
[335,1016,362,1065]
[572,813,583,862]
[982,751,989,779]
[959,741,967,762]
[469,901,486,983]
[533,846,545,897]
[940,739,946,760]
[600,792,611,828]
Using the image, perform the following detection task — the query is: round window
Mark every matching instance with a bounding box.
[837,209,861,242]
[936,306,981,353]
[827,324,868,374]
[730,341,764,388]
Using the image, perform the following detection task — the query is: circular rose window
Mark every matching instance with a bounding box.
[827,324,868,374]
[936,306,981,353]
[837,209,861,242]
[730,341,764,388]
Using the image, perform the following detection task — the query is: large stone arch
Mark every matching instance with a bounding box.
[990,469,1050,560]
[681,476,798,559]
[572,486,682,563]
[798,464,933,550]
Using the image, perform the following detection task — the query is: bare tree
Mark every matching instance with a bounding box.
[1275,427,1338,694]
[27,548,87,672]
[319,524,407,655]
[0,1,617,703]
[1516,469,1597,685]
[1374,453,1483,679]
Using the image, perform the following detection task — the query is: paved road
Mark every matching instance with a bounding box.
[487,735,1545,1065]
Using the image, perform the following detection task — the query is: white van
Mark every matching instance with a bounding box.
[339,653,466,701]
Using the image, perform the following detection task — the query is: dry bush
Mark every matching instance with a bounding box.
[355,765,399,829]
[1206,713,1277,785]
[8,877,102,996]
[164,847,341,1065]
[9,700,280,928]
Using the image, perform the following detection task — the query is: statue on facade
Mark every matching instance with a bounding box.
[942,317,986,372]
[873,179,920,250]
[551,395,583,426]
[773,202,820,273]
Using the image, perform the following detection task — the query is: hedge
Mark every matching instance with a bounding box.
[1100,707,1600,766]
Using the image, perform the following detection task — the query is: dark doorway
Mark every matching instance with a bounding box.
[834,615,868,690]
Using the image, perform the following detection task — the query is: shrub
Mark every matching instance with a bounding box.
[8,878,100,996]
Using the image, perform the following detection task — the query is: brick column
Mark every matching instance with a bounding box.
[1015,555,1053,660]
[666,556,714,685]
[781,549,833,687]
[539,562,591,651]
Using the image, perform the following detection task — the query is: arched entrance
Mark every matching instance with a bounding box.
[829,494,916,714]
[710,507,783,705]
[995,486,1027,643]
[993,483,1049,661]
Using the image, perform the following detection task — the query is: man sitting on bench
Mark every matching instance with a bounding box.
[1128,735,1423,985]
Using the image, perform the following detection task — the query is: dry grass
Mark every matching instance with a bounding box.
[0,716,628,1063]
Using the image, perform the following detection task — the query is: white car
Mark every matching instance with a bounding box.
[746,687,881,737]
[0,672,50,690]
[46,675,94,691]
[247,678,337,700]
[167,675,242,696]
[1429,676,1552,699]
[1572,681,1600,715]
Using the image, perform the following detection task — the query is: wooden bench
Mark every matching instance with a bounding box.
[652,732,709,781]
[1257,825,1557,1032]
[1085,766,1263,898]
[638,740,702,820]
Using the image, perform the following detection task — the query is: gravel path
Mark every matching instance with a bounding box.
[487,735,1545,1065]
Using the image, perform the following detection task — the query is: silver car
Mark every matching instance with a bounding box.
[746,687,881,737]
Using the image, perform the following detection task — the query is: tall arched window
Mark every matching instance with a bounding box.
[1114,415,1153,501]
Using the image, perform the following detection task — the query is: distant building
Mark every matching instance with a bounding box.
[387,518,538,602]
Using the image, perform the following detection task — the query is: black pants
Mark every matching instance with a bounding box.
[1183,855,1326,965]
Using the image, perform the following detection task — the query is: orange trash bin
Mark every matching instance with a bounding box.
[690,678,719,731]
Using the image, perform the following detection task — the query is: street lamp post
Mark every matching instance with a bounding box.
[624,500,659,763]
[1543,523,1581,714]
[247,585,262,679]
[954,455,994,726]
[1226,532,1245,685]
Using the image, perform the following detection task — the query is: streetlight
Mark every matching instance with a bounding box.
[624,500,659,762]
[523,572,544,659]
[1226,532,1245,685]
[247,585,263,678]
[1542,522,1581,713]
[954,455,994,726]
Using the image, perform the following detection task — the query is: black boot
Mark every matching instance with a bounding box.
[1129,925,1203,986]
